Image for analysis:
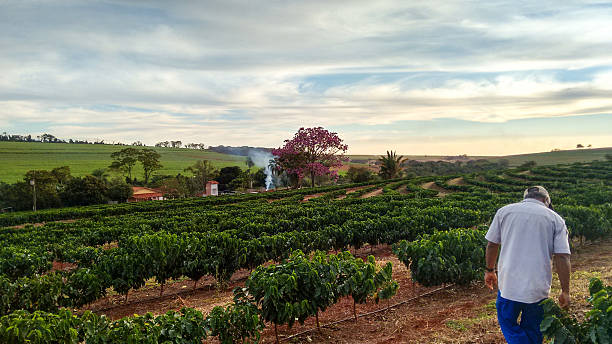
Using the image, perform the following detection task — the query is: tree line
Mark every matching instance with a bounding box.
[0,133,106,145]
[1,132,207,150]
[344,150,512,183]
[0,167,132,212]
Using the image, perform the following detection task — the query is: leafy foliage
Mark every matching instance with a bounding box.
[541,278,611,344]
[393,228,487,286]
[272,127,348,187]
[246,250,398,329]
[207,288,264,344]
[0,308,208,344]
[378,150,405,179]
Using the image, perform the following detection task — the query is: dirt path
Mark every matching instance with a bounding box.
[346,186,371,194]
[283,239,612,344]
[447,177,466,186]
[360,188,383,198]
[335,185,372,200]
[86,269,252,320]
[302,193,326,201]
[9,219,77,229]
[420,181,451,197]
[82,238,612,343]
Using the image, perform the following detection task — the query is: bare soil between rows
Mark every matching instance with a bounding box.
[80,238,612,344]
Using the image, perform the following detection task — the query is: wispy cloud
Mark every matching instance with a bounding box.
[1,0,611,153]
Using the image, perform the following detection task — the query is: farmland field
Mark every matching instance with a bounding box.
[0,161,610,343]
[0,142,249,183]
[350,146,612,167]
[2,142,610,183]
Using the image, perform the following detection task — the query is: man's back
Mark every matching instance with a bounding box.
[485,198,570,303]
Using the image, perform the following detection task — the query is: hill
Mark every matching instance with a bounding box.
[349,147,612,167]
[487,147,612,166]
[0,142,249,183]
[1,142,610,183]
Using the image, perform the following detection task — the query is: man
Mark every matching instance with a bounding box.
[484,186,571,344]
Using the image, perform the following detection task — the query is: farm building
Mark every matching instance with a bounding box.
[128,186,165,202]
[196,180,219,197]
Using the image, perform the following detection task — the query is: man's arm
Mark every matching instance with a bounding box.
[484,241,500,290]
[554,253,571,308]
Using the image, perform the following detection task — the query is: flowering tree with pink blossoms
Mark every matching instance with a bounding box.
[272,127,348,188]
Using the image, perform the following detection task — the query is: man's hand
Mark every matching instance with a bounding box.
[484,241,500,291]
[485,271,497,290]
[553,254,571,309]
[559,291,570,309]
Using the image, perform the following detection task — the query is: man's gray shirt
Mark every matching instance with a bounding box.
[485,198,571,303]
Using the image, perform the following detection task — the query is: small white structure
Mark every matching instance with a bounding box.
[205,181,219,196]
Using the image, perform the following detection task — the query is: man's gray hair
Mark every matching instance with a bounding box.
[523,186,551,206]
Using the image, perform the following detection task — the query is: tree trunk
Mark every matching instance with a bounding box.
[353,299,358,322]
[311,171,315,188]
[193,279,197,292]
[160,282,164,297]
[316,311,321,332]
[275,323,279,344]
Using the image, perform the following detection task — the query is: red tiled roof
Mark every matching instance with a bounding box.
[131,187,163,199]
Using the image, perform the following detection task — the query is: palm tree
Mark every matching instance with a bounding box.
[378,150,405,179]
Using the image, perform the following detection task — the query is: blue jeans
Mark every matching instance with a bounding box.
[496,291,545,344]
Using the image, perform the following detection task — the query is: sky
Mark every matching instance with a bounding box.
[1,0,611,155]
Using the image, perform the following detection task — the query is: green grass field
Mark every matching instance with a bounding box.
[487,147,612,166]
[0,142,249,183]
[1,142,610,183]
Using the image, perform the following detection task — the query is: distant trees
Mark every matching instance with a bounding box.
[91,168,109,181]
[378,151,405,179]
[605,153,612,161]
[272,127,348,188]
[399,159,508,177]
[155,141,171,148]
[0,166,134,211]
[346,166,374,183]
[138,149,163,184]
[184,160,218,191]
[0,132,36,142]
[577,144,584,148]
[105,177,133,202]
[246,156,255,169]
[109,148,140,181]
[184,143,207,150]
[154,141,206,149]
[217,166,243,191]
[37,133,63,143]
[109,148,162,184]
[0,132,208,148]
[22,169,63,209]
[60,176,108,206]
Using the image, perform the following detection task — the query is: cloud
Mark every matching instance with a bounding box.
[0,1,611,153]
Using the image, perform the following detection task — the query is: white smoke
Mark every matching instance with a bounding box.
[248,149,276,190]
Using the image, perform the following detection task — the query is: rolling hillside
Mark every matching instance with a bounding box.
[1,142,610,183]
[0,142,249,183]
[349,147,612,167]
[487,147,612,166]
